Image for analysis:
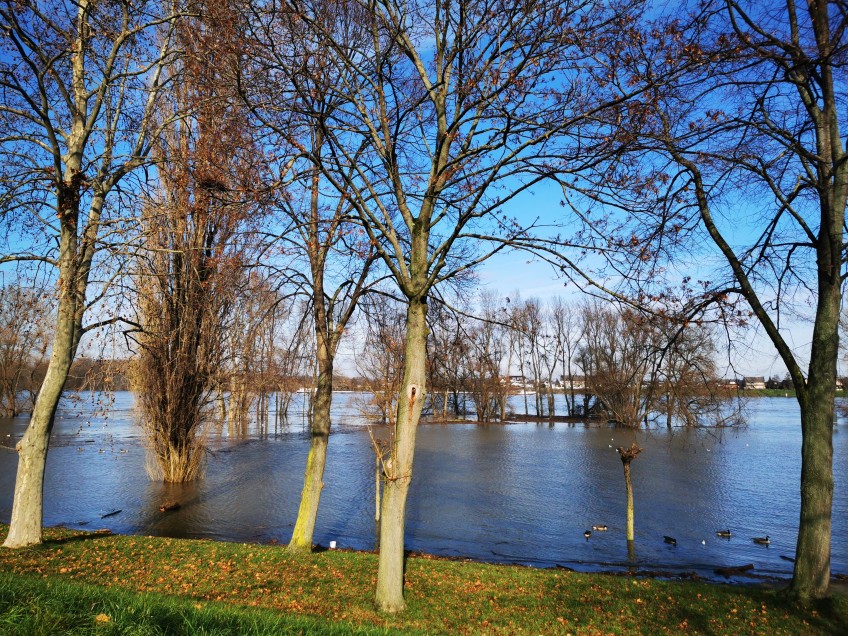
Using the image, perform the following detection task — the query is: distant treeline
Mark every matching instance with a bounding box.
[56,359,370,394]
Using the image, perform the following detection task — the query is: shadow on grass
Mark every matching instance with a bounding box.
[43,530,116,547]
[786,595,848,634]
[672,587,848,636]
[0,525,116,549]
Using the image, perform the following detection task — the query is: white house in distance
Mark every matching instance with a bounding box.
[559,375,586,390]
[744,376,767,390]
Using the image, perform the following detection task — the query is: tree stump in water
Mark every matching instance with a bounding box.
[618,443,643,543]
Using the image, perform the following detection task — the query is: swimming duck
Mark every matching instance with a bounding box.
[584,530,592,540]
[592,525,608,531]
[663,535,677,545]
[753,535,770,545]
[715,530,732,538]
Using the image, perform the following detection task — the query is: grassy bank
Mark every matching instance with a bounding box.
[1,526,846,635]
[746,388,847,398]
[0,572,390,635]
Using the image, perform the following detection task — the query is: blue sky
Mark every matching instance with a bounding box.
[465,173,816,381]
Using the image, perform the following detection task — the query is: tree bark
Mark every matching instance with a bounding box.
[4,223,80,548]
[375,297,428,613]
[624,461,635,542]
[288,333,334,553]
[790,225,839,600]
[618,443,642,545]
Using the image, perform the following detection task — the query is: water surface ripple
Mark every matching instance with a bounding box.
[1,393,846,581]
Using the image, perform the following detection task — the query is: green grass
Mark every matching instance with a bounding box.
[0,571,395,635]
[747,388,847,398]
[746,389,798,398]
[1,526,846,635]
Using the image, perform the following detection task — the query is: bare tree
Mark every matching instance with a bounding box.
[222,276,283,433]
[591,0,846,598]
[239,1,381,552]
[356,293,407,426]
[0,276,52,417]
[269,301,315,421]
[578,302,728,427]
[578,303,661,427]
[654,319,733,429]
[466,291,510,422]
[1,0,179,548]
[285,0,652,611]
[507,296,562,417]
[550,296,583,416]
[427,300,472,420]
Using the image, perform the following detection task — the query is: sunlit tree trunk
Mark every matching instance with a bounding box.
[289,330,334,552]
[4,115,106,546]
[618,443,642,544]
[375,296,428,613]
[1,0,174,546]
[4,221,83,547]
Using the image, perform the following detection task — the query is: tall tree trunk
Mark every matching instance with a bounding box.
[288,333,334,552]
[666,391,673,430]
[788,5,843,595]
[4,224,80,548]
[791,237,839,599]
[375,297,428,613]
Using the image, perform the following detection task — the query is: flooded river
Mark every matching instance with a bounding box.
[1,392,846,581]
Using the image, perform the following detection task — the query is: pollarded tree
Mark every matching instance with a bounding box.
[592,0,846,599]
[0,0,180,548]
[288,0,656,611]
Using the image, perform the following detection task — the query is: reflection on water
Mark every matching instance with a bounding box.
[1,392,846,581]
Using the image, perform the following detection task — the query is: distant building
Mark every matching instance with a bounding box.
[743,376,767,390]
[721,378,741,390]
[508,375,529,389]
[560,375,586,390]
